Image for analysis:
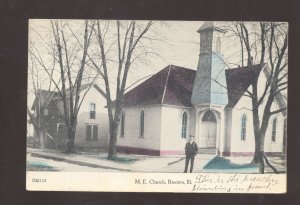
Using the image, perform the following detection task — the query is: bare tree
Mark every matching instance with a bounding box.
[27,52,43,147]
[230,22,288,173]
[85,20,156,159]
[27,45,58,147]
[29,20,96,153]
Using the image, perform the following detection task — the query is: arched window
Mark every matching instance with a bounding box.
[181,111,188,138]
[202,110,217,122]
[272,118,277,142]
[140,110,145,137]
[215,36,221,53]
[120,110,125,137]
[240,114,247,141]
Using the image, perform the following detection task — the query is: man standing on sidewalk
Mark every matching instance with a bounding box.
[184,135,198,173]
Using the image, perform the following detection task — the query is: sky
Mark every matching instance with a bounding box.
[27,20,288,117]
[27,20,242,107]
[26,20,289,136]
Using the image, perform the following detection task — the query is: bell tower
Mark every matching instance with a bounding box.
[191,22,228,106]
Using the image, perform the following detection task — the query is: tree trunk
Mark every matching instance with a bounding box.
[253,132,265,173]
[252,139,260,164]
[37,129,42,148]
[258,150,265,174]
[250,79,261,164]
[257,116,269,173]
[66,123,77,153]
[107,121,119,160]
[66,134,75,153]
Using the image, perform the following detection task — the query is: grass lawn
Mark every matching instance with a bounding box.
[27,161,60,171]
[203,156,258,173]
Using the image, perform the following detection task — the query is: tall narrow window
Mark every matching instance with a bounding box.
[272,118,277,142]
[182,111,188,138]
[90,103,96,119]
[121,110,125,137]
[140,110,145,137]
[43,107,49,116]
[240,114,247,141]
[86,125,92,141]
[215,36,221,53]
[86,124,99,141]
[93,125,98,141]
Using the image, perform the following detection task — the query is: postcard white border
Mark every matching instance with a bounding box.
[27,172,286,193]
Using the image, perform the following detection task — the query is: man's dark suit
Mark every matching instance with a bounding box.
[184,141,198,173]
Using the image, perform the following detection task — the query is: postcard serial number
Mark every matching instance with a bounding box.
[32,178,47,183]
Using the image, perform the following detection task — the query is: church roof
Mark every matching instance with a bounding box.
[197,21,226,33]
[225,64,264,108]
[119,64,265,108]
[198,21,214,31]
[120,65,195,107]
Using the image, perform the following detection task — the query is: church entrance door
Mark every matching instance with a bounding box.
[199,110,217,148]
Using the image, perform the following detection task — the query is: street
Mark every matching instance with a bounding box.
[26,148,286,173]
[27,154,122,172]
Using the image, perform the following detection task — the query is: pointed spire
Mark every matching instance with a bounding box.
[197,21,226,33]
[197,21,214,32]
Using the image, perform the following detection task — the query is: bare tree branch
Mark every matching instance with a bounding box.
[269,107,287,115]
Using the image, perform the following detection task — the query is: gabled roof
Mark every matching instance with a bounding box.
[31,90,59,110]
[120,65,196,107]
[225,64,264,108]
[52,84,92,100]
[119,64,265,108]
[31,84,96,110]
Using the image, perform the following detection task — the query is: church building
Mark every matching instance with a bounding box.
[114,22,286,157]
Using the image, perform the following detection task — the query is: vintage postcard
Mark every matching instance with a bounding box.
[26,19,287,193]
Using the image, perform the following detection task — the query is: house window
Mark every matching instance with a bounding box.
[240,114,247,141]
[120,110,125,137]
[272,118,277,142]
[181,111,188,138]
[43,108,48,116]
[56,123,65,133]
[86,124,99,141]
[89,103,96,119]
[93,125,98,141]
[140,110,145,137]
[215,36,221,53]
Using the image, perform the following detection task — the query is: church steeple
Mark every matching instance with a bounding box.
[191,21,228,106]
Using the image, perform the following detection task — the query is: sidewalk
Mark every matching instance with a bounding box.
[27,148,214,172]
[27,148,286,173]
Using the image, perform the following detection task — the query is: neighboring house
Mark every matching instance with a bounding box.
[30,84,109,151]
[113,22,287,156]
